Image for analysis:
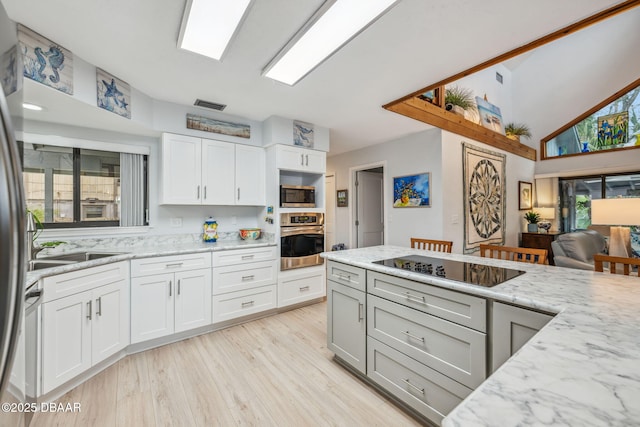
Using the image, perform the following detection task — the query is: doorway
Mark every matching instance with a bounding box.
[354,166,384,248]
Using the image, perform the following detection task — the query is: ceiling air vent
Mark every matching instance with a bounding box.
[194,99,226,111]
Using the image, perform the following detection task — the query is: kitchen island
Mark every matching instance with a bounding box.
[322,245,640,427]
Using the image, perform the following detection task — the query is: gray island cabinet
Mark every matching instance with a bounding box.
[325,250,554,426]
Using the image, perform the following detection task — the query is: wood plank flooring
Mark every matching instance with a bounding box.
[31,302,423,427]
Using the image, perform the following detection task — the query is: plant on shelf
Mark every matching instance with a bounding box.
[505,122,532,141]
[524,211,541,232]
[445,85,477,116]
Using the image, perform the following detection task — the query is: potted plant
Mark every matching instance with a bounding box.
[505,123,532,142]
[445,85,476,116]
[524,211,540,232]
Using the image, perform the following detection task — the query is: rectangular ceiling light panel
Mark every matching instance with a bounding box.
[178,0,252,60]
[264,0,399,85]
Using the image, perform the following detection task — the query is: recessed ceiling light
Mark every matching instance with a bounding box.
[23,103,43,111]
[178,0,252,61]
[263,0,399,86]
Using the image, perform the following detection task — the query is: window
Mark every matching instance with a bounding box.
[559,172,640,231]
[21,142,148,228]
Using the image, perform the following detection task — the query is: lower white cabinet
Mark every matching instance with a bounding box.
[278,266,325,308]
[327,280,366,374]
[131,268,212,344]
[41,266,129,394]
[491,301,553,373]
[212,285,277,323]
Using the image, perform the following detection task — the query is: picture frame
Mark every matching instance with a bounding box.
[186,113,250,138]
[337,189,348,207]
[519,181,533,210]
[393,172,430,208]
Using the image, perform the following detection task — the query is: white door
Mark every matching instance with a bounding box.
[130,273,174,344]
[201,139,235,205]
[356,170,384,248]
[161,133,201,204]
[41,290,92,394]
[174,269,213,333]
[91,280,129,365]
[325,174,336,251]
[235,145,265,205]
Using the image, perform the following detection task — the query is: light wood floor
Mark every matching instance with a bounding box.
[31,302,423,427]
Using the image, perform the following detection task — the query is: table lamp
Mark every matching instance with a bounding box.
[591,198,640,258]
[534,207,555,233]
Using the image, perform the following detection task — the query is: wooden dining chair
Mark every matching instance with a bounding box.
[593,254,640,277]
[479,244,548,265]
[410,238,453,253]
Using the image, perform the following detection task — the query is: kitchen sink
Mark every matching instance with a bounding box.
[28,259,77,270]
[28,251,128,271]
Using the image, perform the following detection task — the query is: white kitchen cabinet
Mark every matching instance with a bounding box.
[275,144,326,173]
[277,265,325,308]
[41,268,129,394]
[161,133,265,206]
[491,302,553,373]
[130,267,212,344]
[327,280,366,374]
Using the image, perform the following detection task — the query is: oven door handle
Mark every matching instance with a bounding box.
[280,226,324,237]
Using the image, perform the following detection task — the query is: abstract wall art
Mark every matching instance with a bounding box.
[463,142,506,253]
[18,24,73,95]
[97,68,131,119]
[293,120,314,148]
[186,113,250,138]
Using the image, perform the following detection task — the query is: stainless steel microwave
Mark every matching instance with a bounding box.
[280,185,315,208]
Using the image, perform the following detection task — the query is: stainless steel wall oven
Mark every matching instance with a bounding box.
[280,212,324,271]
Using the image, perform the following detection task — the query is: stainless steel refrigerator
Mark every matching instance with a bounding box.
[0,61,28,426]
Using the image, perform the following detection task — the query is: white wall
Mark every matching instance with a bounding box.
[262,115,330,151]
[327,128,443,250]
[455,64,514,126]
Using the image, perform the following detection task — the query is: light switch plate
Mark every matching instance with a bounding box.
[170,217,182,227]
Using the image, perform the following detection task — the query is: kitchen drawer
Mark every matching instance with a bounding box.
[367,271,486,332]
[212,246,278,267]
[278,267,325,307]
[131,253,212,277]
[212,259,277,295]
[42,261,129,303]
[368,295,486,389]
[327,261,366,292]
[212,285,277,323]
[367,339,472,426]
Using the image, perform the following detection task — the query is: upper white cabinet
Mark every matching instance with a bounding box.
[276,145,326,174]
[161,133,265,206]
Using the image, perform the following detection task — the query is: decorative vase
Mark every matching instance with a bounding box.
[527,223,538,232]
[581,142,589,152]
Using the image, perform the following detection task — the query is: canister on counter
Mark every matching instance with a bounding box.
[203,217,218,242]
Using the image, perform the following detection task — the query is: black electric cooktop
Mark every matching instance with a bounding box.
[373,255,524,288]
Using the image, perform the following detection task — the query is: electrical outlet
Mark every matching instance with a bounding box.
[170,217,182,227]
[451,214,459,224]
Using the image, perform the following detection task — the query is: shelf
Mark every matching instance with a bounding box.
[384,97,537,161]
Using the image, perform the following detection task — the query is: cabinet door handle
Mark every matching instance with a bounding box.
[358,303,364,322]
[299,285,310,292]
[197,185,200,200]
[402,378,425,395]
[305,154,308,166]
[242,275,255,281]
[300,153,304,165]
[166,262,184,268]
[169,280,172,297]
[237,188,240,200]
[204,186,207,200]
[96,297,102,316]
[405,292,426,304]
[177,279,181,295]
[401,330,425,342]
[86,300,92,320]
[241,300,254,308]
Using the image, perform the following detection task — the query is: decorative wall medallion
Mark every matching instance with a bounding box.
[18,24,73,95]
[463,142,506,253]
[97,68,131,119]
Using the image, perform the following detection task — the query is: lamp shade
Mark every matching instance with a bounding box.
[591,198,640,225]
[533,207,555,219]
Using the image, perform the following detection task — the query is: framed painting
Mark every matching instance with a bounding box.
[18,24,73,95]
[597,112,628,147]
[393,172,430,208]
[462,142,506,253]
[97,68,131,119]
[475,97,504,134]
[293,120,314,148]
[518,181,533,210]
[1,45,19,96]
[337,189,348,207]
[186,113,250,138]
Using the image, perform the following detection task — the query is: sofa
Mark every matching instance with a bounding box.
[551,230,607,270]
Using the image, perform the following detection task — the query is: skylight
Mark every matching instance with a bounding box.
[263,0,399,86]
[178,0,252,61]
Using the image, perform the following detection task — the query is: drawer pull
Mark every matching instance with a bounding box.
[166,262,184,268]
[241,255,255,260]
[402,378,425,395]
[405,292,426,304]
[242,275,255,281]
[336,273,351,282]
[401,330,425,342]
[299,285,310,292]
[241,300,255,308]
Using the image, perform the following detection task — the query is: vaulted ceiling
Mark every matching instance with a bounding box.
[2,0,634,155]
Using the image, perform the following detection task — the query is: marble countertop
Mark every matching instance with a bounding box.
[26,235,276,290]
[322,245,640,427]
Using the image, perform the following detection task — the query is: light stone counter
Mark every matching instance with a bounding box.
[321,245,640,427]
[26,232,276,290]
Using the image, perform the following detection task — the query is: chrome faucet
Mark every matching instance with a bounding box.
[26,211,44,262]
